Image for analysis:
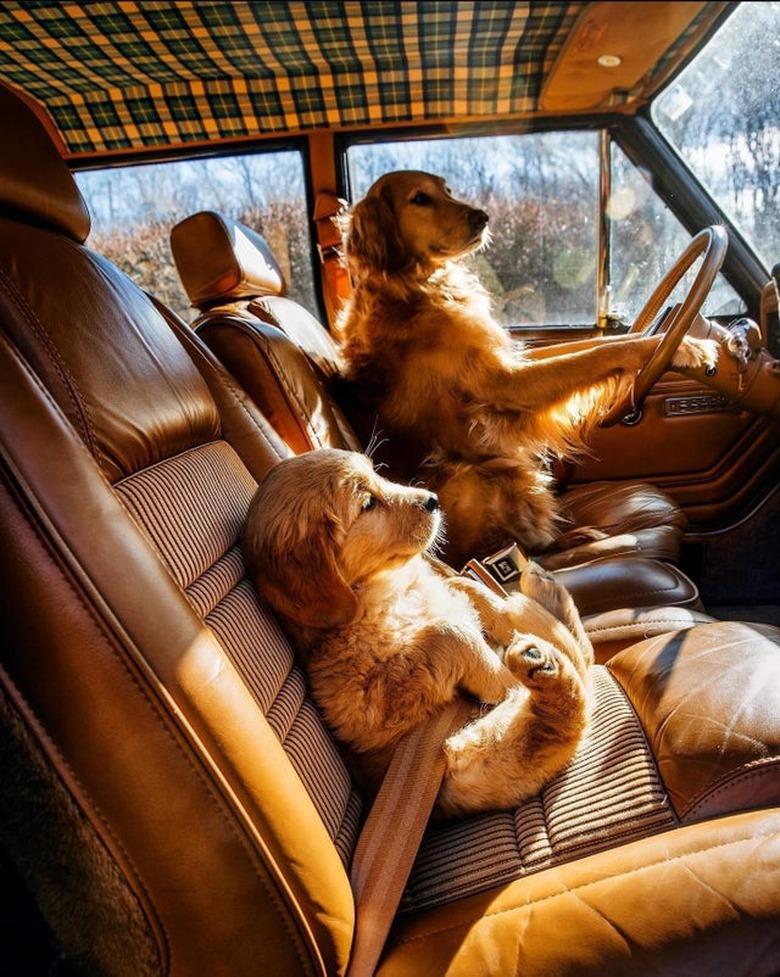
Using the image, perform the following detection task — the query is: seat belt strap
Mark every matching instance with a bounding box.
[313,190,351,329]
[346,698,471,977]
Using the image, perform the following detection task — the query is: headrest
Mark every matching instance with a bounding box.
[0,83,90,242]
[170,211,286,309]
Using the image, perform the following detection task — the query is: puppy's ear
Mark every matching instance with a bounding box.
[261,541,358,630]
[347,192,406,273]
[244,492,358,630]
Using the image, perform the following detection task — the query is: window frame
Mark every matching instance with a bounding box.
[70,134,328,327]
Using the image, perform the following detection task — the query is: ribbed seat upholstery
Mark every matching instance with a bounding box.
[3,81,780,977]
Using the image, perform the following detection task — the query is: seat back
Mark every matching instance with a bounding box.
[0,82,360,976]
[171,210,369,456]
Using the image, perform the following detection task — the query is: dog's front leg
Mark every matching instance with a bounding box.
[522,335,620,359]
[447,570,593,676]
[445,576,521,646]
[518,563,594,673]
[437,636,589,819]
[445,576,550,650]
[485,334,716,416]
[414,621,518,706]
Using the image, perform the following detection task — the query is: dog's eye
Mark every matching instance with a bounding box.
[410,192,431,206]
[361,494,377,512]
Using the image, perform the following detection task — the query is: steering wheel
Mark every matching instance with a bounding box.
[599,225,728,427]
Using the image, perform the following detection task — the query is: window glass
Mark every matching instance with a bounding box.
[609,144,743,325]
[74,150,317,324]
[348,127,744,333]
[653,0,780,270]
[347,132,601,328]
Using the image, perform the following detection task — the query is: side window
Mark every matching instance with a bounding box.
[346,130,743,332]
[347,132,601,329]
[609,143,743,324]
[74,149,317,325]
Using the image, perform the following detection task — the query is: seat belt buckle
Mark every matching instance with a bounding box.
[483,543,529,584]
[462,543,529,594]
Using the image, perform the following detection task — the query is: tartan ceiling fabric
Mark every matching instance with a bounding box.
[0,1,726,159]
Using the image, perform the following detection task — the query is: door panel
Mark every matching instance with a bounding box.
[568,372,780,528]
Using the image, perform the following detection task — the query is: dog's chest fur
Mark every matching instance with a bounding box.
[353,559,480,646]
[303,559,486,754]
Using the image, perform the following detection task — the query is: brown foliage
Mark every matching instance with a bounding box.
[91,201,320,326]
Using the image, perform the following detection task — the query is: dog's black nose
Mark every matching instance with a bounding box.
[424,493,440,512]
[469,209,489,232]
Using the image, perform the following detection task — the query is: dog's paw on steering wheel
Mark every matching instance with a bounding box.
[671,335,719,372]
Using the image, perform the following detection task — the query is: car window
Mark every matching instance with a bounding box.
[346,130,742,332]
[74,148,317,324]
[653,0,780,271]
[609,142,742,324]
[347,132,600,329]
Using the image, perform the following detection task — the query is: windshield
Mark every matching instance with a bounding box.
[653,0,780,270]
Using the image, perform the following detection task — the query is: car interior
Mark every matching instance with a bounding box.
[1,2,779,975]
[169,208,711,655]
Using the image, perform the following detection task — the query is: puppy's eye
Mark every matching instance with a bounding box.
[361,494,377,512]
[410,192,431,206]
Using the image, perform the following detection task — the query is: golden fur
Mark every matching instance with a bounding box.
[243,448,593,819]
[334,170,720,567]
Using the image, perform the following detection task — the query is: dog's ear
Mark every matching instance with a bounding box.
[347,191,406,273]
[244,492,358,630]
[260,540,358,630]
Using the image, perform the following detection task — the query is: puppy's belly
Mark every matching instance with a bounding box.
[307,582,483,758]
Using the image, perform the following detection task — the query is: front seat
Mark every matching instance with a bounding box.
[2,81,780,977]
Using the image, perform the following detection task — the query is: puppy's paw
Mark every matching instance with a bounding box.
[505,636,589,738]
[671,336,719,371]
[520,561,571,620]
[516,561,594,672]
[505,637,561,687]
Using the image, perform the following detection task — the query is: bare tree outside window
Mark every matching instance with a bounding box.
[76,150,317,324]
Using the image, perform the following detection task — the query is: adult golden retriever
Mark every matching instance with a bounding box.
[334,170,720,567]
[243,448,593,819]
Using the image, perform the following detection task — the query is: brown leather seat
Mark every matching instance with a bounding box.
[169,210,707,640]
[171,209,689,573]
[3,82,780,976]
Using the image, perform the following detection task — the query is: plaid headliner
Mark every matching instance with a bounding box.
[0,1,726,158]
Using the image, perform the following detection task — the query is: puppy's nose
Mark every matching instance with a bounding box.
[424,493,440,512]
[469,209,489,232]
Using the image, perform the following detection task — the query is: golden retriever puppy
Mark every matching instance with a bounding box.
[334,170,720,567]
[243,448,593,819]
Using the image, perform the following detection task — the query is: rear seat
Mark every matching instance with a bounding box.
[170,211,712,649]
[3,79,780,977]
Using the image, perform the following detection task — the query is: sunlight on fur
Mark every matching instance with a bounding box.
[334,170,720,567]
[243,449,594,820]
